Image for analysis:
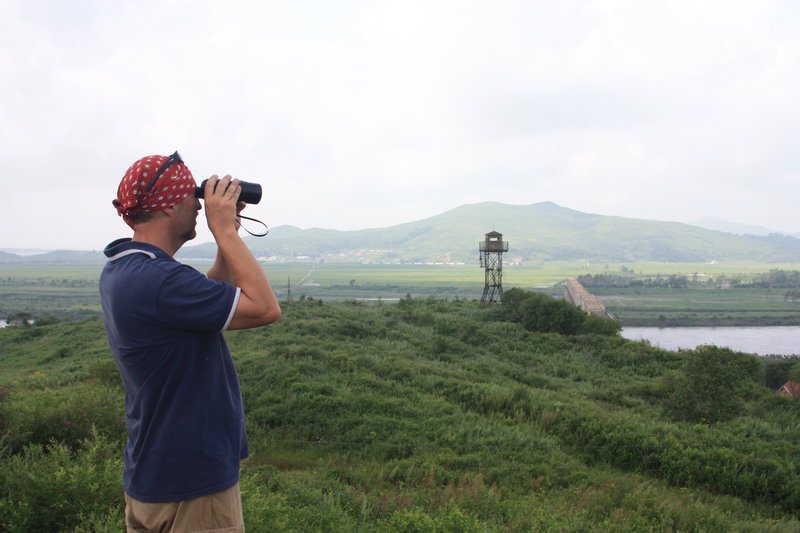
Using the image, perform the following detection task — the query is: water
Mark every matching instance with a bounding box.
[622,326,800,356]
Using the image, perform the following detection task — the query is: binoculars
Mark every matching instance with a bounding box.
[195,179,262,205]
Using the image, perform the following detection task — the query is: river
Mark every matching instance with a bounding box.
[1,319,796,356]
[622,326,800,356]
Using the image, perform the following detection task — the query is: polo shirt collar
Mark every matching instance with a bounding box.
[104,238,170,262]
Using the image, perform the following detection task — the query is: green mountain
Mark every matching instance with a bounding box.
[180,201,800,263]
[0,249,105,263]
[1,202,796,263]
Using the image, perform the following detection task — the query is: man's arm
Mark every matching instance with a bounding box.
[206,201,244,284]
[204,175,281,329]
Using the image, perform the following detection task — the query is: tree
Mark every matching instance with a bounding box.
[788,363,800,383]
[6,311,34,327]
[763,357,799,389]
[502,288,620,337]
[664,345,763,423]
[577,314,622,336]
[499,287,532,323]
[518,293,587,335]
[785,290,800,302]
[667,275,688,289]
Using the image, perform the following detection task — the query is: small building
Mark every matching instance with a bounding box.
[778,381,800,397]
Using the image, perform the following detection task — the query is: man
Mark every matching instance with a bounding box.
[100,152,281,532]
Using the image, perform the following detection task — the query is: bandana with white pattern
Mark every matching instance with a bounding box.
[112,154,196,229]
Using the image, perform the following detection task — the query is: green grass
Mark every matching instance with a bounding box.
[2,299,800,531]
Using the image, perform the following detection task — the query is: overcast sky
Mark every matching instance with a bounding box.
[1,0,798,250]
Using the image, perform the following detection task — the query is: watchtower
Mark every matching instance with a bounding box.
[479,231,509,305]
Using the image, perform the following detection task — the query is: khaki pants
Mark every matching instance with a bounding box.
[125,483,244,533]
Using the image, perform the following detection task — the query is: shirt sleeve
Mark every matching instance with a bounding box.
[157,264,239,332]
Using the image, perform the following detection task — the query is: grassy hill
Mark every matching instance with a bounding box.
[1,202,797,264]
[2,299,800,531]
[180,201,800,263]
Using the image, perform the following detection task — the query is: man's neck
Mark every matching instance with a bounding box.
[132,225,183,257]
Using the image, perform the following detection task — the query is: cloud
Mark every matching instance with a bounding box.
[0,0,799,249]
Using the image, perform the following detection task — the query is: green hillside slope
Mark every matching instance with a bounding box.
[2,300,799,531]
[181,201,800,263]
[2,202,796,264]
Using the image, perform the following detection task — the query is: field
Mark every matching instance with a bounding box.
[596,288,800,326]
[3,260,800,326]
[0,264,102,321]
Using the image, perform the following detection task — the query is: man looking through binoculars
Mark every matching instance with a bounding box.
[100,151,281,532]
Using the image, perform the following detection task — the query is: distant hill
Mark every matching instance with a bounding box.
[178,201,800,263]
[0,250,105,263]
[690,217,781,237]
[2,202,798,264]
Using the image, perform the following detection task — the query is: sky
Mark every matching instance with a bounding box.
[1,0,799,250]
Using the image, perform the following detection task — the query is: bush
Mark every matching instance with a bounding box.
[2,383,125,452]
[664,346,764,423]
[382,504,487,533]
[577,314,622,336]
[519,292,587,335]
[0,385,9,444]
[498,287,531,323]
[502,288,620,336]
[0,430,123,533]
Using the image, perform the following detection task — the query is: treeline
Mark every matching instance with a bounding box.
[579,268,800,290]
[0,277,98,287]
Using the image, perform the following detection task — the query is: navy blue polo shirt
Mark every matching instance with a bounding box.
[100,238,247,503]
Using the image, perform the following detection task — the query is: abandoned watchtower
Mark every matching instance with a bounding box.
[479,231,509,305]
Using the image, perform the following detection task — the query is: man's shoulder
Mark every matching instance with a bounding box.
[101,243,207,294]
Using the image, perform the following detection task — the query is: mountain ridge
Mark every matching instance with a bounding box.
[2,202,798,263]
[181,201,800,263]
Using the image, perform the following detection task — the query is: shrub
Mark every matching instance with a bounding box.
[577,313,622,336]
[499,287,531,323]
[0,385,9,444]
[519,293,586,335]
[502,288,620,336]
[762,356,799,389]
[382,504,486,533]
[3,383,125,452]
[86,359,123,389]
[664,346,764,423]
[0,430,123,533]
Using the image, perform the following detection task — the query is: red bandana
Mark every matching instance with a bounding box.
[113,154,197,229]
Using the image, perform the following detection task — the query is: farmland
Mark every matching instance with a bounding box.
[3,260,800,326]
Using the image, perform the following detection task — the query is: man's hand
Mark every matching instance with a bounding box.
[203,175,241,237]
[203,173,281,329]
[235,200,246,231]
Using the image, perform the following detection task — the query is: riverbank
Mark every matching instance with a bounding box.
[619,316,800,327]
[622,325,800,356]
[594,287,800,328]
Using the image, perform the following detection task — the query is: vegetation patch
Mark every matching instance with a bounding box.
[2,297,800,531]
